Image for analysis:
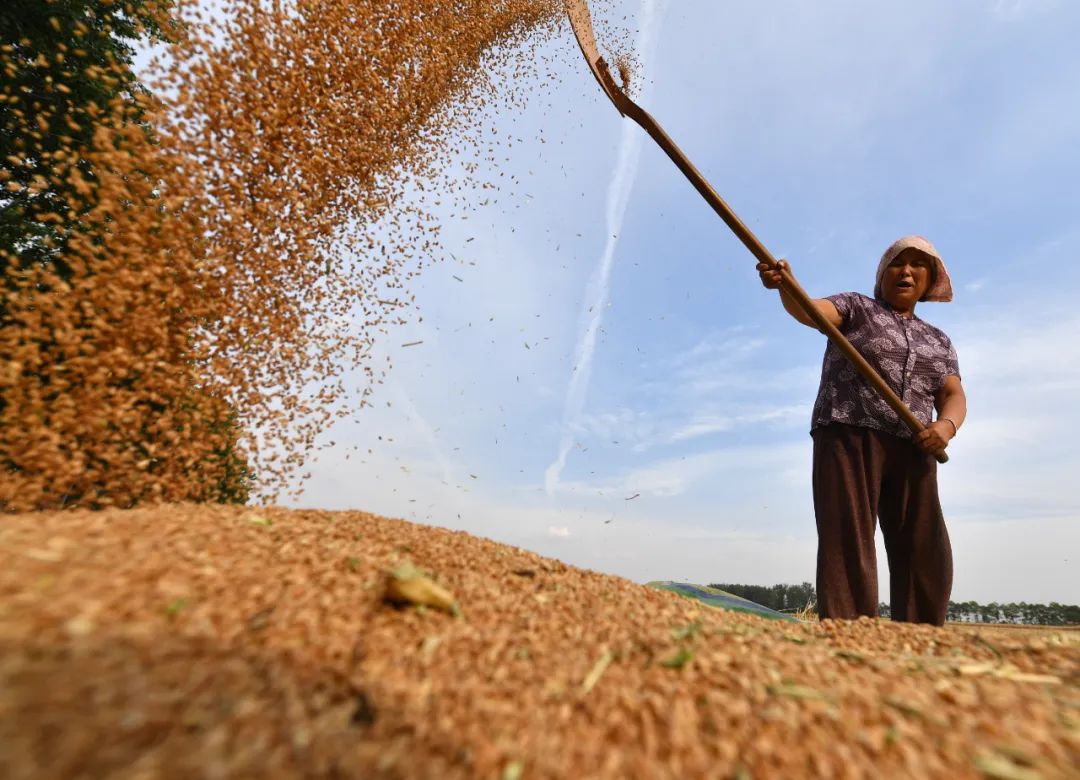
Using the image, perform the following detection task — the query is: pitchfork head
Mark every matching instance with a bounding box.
[564,0,632,116]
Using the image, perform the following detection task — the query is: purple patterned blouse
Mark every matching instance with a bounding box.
[810,292,960,439]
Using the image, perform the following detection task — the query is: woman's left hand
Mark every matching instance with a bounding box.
[914,421,955,456]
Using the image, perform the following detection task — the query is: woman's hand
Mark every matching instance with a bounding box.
[758,260,843,330]
[757,259,789,290]
[914,421,955,457]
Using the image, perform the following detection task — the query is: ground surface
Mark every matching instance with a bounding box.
[1,505,1077,779]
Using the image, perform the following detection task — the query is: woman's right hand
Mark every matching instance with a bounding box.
[757,259,789,290]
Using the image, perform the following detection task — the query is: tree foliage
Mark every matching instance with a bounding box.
[943,600,1080,626]
[1,0,172,278]
[1,0,252,509]
[714,583,1080,626]
[709,582,817,613]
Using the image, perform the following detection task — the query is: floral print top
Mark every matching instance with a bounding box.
[811,292,960,439]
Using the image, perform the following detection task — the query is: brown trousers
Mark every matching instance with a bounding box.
[811,423,953,625]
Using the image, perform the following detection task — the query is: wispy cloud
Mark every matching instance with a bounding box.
[939,295,1080,530]
[564,329,814,453]
[990,0,1062,21]
[665,406,808,445]
[546,0,671,496]
[554,441,807,500]
[568,403,809,454]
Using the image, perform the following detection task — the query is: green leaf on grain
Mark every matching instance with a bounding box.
[660,647,693,669]
[165,597,190,617]
[767,682,831,702]
[671,621,702,641]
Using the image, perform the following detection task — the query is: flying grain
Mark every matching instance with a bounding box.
[1,0,635,508]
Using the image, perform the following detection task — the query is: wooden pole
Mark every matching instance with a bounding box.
[564,1,946,462]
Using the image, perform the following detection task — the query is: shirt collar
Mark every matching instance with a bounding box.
[874,294,920,321]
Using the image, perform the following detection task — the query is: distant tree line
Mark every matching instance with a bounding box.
[938,600,1080,626]
[712,583,1080,625]
[709,582,816,613]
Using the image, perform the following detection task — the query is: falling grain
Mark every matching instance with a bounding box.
[1,0,638,508]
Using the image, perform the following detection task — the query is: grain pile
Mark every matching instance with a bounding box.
[3,0,643,509]
[1,505,1077,778]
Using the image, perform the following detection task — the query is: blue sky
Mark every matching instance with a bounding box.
[287,0,1080,605]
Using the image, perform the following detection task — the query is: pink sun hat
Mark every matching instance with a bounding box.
[873,235,953,303]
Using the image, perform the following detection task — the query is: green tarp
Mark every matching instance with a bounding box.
[648,581,802,622]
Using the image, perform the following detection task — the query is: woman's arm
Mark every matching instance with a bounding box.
[935,375,967,433]
[757,259,843,331]
[913,375,967,456]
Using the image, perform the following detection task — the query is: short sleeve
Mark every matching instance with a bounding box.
[824,291,859,329]
[930,333,961,394]
[944,338,960,380]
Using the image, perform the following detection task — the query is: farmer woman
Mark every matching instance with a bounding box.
[758,235,967,625]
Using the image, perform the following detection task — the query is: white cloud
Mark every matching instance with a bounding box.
[664,405,809,446]
[564,326,816,455]
[554,441,807,501]
[990,0,1062,21]
[547,526,571,538]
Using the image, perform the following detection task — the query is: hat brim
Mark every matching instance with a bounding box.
[874,237,953,303]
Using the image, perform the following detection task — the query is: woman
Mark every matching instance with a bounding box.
[757,235,967,625]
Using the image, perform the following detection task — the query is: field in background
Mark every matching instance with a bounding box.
[949,622,1080,640]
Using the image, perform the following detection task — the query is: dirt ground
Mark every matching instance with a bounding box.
[945,623,1080,641]
[1,505,1076,779]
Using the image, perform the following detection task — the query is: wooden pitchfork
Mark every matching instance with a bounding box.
[564,0,947,463]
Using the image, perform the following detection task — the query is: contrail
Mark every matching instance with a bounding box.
[394,385,456,488]
[545,0,669,496]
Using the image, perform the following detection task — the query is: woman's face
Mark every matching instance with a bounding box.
[881,248,934,311]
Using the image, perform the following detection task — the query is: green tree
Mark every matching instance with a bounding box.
[1,0,174,278]
[1036,603,1049,625]
[1061,603,1080,625]
[708,582,819,614]
[2,0,252,507]
[942,599,1079,626]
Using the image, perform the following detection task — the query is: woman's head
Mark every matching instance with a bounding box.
[874,235,953,310]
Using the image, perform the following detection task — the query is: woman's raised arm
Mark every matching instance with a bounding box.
[757,259,843,331]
